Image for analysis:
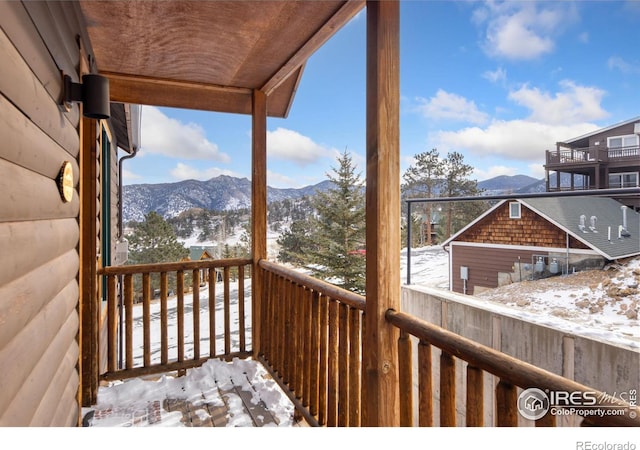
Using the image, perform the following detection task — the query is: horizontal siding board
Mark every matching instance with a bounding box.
[0,94,80,180]
[0,310,78,426]
[0,249,79,350]
[30,343,79,426]
[0,0,79,127]
[0,218,78,287]
[0,27,79,156]
[0,278,77,418]
[0,157,79,223]
[47,370,80,427]
[451,245,539,294]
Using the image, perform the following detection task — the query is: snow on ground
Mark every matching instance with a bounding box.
[403,246,640,350]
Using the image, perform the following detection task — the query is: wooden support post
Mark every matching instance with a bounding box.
[251,89,267,358]
[364,0,400,427]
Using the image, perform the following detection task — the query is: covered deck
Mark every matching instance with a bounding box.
[81,1,638,428]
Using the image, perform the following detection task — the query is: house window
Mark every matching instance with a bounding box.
[609,172,639,189]
[509,202,521,219]
[608,134,638,149]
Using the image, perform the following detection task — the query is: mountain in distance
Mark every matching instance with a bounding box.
[123,175,333,222]
[477,174,542,195]
[123,173,545,223]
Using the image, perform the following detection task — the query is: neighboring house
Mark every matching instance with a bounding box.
[188,246,218,261]
[442,196,640,295]
[187,246,222,284]
[544,117,640,210]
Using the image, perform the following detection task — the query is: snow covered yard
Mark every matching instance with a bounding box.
[403,246,639,350]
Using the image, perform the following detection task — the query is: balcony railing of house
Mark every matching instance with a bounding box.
[100,258,252,381]
[546,146,640,165]
[100,258,640,427]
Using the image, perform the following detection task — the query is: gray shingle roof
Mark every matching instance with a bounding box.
[520,196,640,260]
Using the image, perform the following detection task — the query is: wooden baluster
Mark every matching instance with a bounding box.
[160,272,168,365]
[398,329,413,426]
[177,270,185,364]
[192,269,200,360]
[223,266,230,355]
[496,379,518,426]
[338,302,350,426]
[124,274,134,369]
[349,307,361,427]
[310,290,320,418]
[142,273,151,367]
[318,293,329,426]
[208,267,216,357]
[418,340,433,426]
[291,282,301,396]
[466,365,483,426]
[440,351,456,426]
[327,297,339,427]
[304,288,313,408]
[238,265,245,352]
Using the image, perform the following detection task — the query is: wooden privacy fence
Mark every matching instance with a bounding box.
[99,258,252,381]
[258,260,366,427]
[386,309,640,427]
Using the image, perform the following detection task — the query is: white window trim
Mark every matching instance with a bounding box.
[608,172,639,188]
[509,202,521,219]
[607,134,639,148]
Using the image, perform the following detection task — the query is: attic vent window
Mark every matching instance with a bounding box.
[509,202,521,219]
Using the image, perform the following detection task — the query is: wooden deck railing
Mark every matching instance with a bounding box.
[258,259,366,427]
[99,258,252,381]
[386,309,640,427]
[546,146,640,165]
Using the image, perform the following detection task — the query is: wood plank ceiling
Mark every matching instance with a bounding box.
[78,0,364,117]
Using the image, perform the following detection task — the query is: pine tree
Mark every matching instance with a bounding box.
[128,211,189,264]
[307,150,366,294]
[402,148,444,245]
[439,151,485,239]
[277,219,316,266]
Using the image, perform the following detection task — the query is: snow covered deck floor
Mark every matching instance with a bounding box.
[82,358,306,427]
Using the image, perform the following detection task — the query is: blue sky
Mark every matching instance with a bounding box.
[122,0,640,188]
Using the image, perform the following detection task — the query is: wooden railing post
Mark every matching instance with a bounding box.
[364,0,400,427]
[251,88,267,359]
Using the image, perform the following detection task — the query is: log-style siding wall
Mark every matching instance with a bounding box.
[0,1,93,426]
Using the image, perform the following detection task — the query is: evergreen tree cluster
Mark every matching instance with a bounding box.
[401,149,489,246]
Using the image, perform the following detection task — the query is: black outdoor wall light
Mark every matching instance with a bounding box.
[61,73,110,119]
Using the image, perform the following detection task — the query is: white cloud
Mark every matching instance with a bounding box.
[267,127,336,166]
[528,163,546,179]
[432,119,600,162]
[141,106,230,162]
[508,80,608,124]
[122,168,143,183]
[476,1,577,60]
[608,56,640,74]
[267,170,306,189]
[482,67,507,84]
[416,90,489,125]
[170,162,239,181]
[473,165,519,181]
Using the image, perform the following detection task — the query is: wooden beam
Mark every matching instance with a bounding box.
[363,0,400,427]
[103,71,255,115]
[261,0,365,96]
[251,89,267,358]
